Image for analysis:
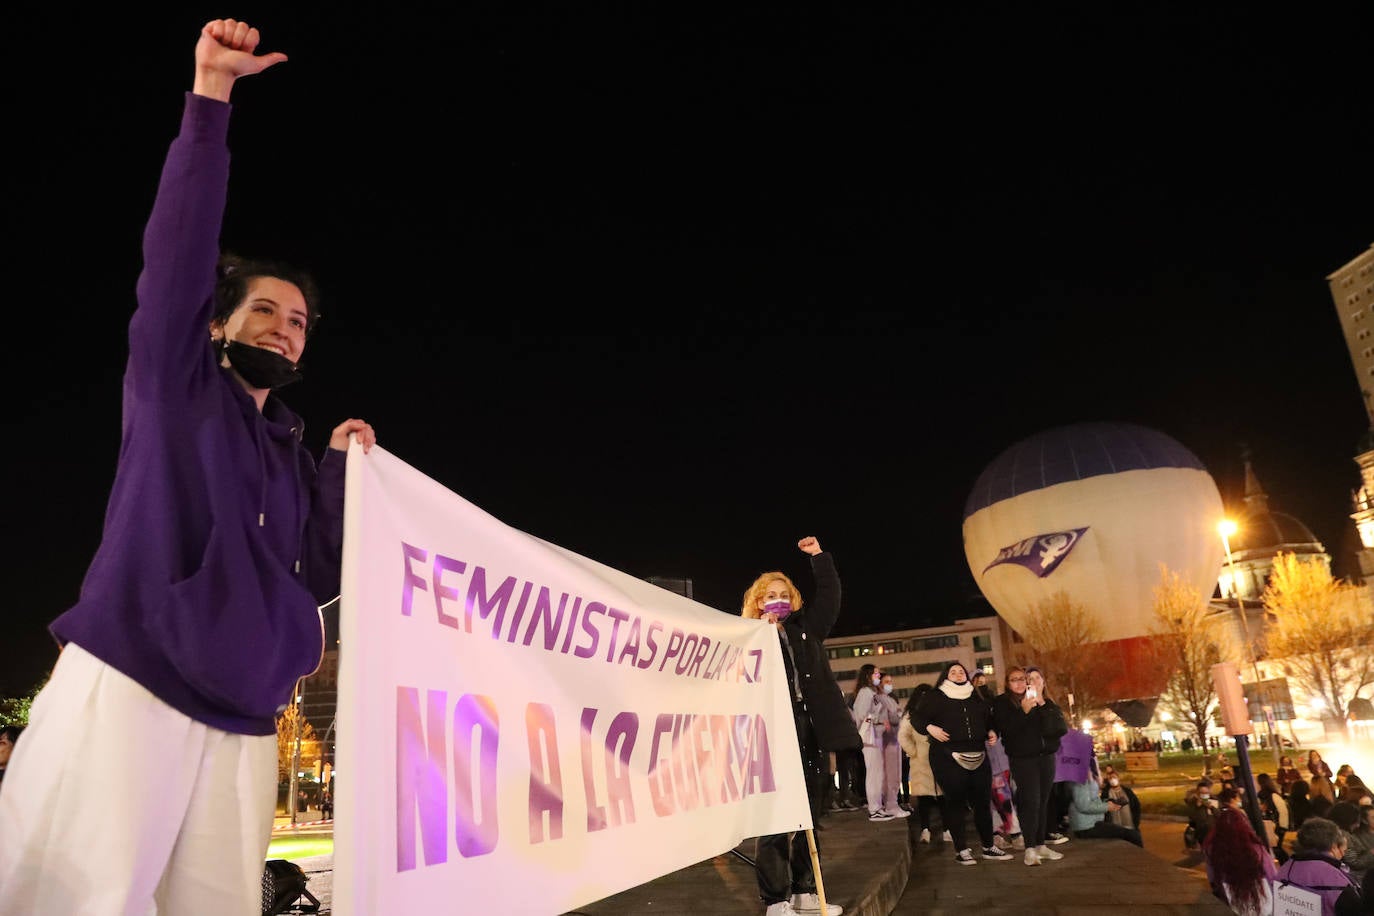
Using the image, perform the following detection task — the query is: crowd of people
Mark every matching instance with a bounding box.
[824,659,1370,916]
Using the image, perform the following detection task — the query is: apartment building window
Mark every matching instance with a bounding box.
[973,635,992,652]
[875,641,905,655]
[918,634,960,651]
[976,657,994,673]
[828,645,873,659]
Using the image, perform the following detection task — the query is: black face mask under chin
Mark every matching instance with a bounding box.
[222,340,303,390]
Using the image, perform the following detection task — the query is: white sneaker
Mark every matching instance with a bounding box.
[868,810,894,822]
[982,845,1013,861]
[941,830,953,842]
[1024,847,1041,866]
[993,833,1009,849]
[883,808,911,818]
[1045,832,1069,845]
[765,902,798,916]
[1010,833,1026,850]
[955,848,977,865]
[791,892,843,916]
[1035,844,1064,861]
[918,828,931,843]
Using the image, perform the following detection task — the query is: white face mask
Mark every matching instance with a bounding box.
[1199,792,1210,800]
[871,674,881,686]
[882,684,893,695]
[1109,777,1119,786]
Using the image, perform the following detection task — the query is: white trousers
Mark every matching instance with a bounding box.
[0,644,277,916]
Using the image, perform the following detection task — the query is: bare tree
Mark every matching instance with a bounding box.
[1012,590,1115,720]
[1261,552,1374,739]
[1149,564,1238,759]
[276,703,317,782]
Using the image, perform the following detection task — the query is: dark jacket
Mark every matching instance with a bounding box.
[991,691,1067,759]
[778,552,860,752]
[911,680,995,754]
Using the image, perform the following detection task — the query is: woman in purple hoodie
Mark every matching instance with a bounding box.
[0,19,374,915]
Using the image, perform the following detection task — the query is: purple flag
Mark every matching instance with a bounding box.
[982,527,1088,577]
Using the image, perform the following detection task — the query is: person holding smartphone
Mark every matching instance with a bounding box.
[992,665,1069,866]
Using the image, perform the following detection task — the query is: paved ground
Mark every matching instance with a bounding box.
[270,807,1229,915]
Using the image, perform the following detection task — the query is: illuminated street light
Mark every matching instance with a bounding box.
[1217,519,1280,768]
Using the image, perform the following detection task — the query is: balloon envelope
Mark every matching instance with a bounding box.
[962,422,1224,702]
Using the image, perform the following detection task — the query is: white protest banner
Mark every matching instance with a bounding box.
[1272,880,1321,916]
[333,445,810,915]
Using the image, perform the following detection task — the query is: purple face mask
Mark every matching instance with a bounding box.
[763,599,792,621]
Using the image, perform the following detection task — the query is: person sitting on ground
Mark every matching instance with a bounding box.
[1273,817,1364,916]
[1290,780,1315,831]
[1217,787,1245,811]
[1216,753,1237,789]
[1188,778,1222,847]
[1202,806,1279,916]
[1067,755,1143,847]
[1258,772,1291,864]
[1335,765,1355,797]
[1278,755,1303,796]
[1329,802,1373,888]
[1102,764,1140,831]
[1341,776,1372,808]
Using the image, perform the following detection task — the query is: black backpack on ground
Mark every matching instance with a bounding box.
[261,859,320,915]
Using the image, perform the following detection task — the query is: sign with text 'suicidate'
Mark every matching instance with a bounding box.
[333,445,809,915]
[1272,880,1321,916]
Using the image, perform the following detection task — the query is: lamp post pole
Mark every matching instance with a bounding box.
[289,677,305,826]
[1219,524,1281,769]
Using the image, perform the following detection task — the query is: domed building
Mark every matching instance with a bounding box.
[1217,456,1331,603]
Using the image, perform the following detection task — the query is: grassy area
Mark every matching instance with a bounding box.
[267,835,333,860]
[1099,748,1312,817]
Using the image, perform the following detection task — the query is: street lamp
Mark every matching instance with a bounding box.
[1217,519,1280,768]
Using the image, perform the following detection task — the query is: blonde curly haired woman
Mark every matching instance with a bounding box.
[741,537,859,916]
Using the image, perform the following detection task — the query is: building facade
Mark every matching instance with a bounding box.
[824,616,1015,706]
[1329,243,1374,582]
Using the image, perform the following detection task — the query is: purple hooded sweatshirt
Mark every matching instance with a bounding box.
[49,93,344,736]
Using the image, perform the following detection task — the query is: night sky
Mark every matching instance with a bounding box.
[7,7,1370,697]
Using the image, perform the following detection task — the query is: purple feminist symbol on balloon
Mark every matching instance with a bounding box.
[982,527,1088,578]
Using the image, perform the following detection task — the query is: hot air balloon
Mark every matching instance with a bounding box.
[962,422,1224,714]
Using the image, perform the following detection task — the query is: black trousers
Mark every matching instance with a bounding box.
[1074,820,1143,846]
[1009,754,1057,848]
[755,710,827,906]
[928,750,994,853]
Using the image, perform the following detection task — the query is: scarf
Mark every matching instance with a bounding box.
[939,679,973,700]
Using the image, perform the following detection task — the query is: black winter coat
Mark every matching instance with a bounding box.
[992,692,1068,759]
[911,684,995,754]
[778,552,861,752]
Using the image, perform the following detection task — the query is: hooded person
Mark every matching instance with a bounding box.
[910,661,1011,865]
